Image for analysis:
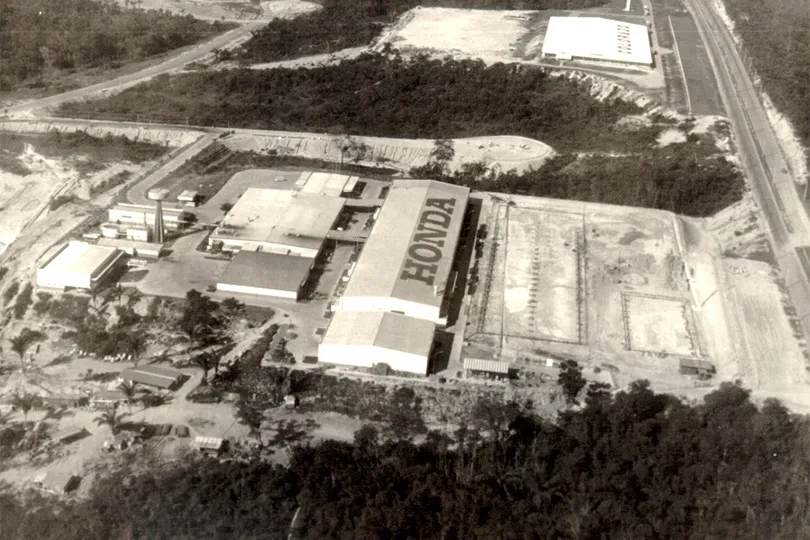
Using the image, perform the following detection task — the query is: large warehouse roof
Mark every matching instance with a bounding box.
[40,241,121,277]
[322,311,436,357]
[213,188,344,252]
[218,251,312,293]
[341,180,469,307]
[541,17,653,67]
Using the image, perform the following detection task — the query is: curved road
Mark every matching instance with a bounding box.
[687,0,810,340]
[4,22,265,117]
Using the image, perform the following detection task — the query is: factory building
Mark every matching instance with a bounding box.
[318,311,436,375]
[209,188,344,258]
[108,203,189,231]
[541,17,653,68]
[320,179,469,375]
[37,241,126,291]
[217,251,313,300]
[332,180,470,325]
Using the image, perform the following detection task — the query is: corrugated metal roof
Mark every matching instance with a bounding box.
[679,358,715,370]
[341,180,469,307]
[464,358,510,374]
[194,436,225,450]
[321,311,435,357]
[542,17,653,66]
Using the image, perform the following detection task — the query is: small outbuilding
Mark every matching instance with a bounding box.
[91,389,126,410]
[679,358,715,377]
[51,426,89,446]
[192,436,228,456]
[464,357,510,378]
[178,190,200,207]
[120,365,185,390]
[34,471,82,495]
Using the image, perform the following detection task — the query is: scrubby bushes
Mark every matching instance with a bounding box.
[0,0,233,90]
[12,283,33,319]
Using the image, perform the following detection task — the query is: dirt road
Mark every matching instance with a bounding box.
[688,0,810,343]
[4,22,265,118]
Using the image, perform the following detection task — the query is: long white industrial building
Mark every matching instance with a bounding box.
[541,17,653,68]
[332,180,469,325]
[37,241,126,291]
[319,311,436,375]
[108,203,189,230]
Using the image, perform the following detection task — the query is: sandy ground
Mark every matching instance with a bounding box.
[464,192,810,403]
[223,131,555,174]
[0,145,158,256]
[374,7,665,92]
[656,128,687,146]
[379,8,535,63]
[112,0,320,22]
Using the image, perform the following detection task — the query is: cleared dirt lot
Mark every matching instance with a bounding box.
[375,7,664,92]
[482,205,583,344]
[466,195,735,391]
[222,131,555,175]
[113,0,320,21]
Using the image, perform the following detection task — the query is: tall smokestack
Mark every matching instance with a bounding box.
[147,188,170,244]
[154,199,165,244]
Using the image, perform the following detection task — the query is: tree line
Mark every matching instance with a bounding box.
[56,54,641,153]
[413,135,744,217]
[56,54,744,216]
[1,382,808,539]
[0,0,232,91]
[235,0,606,64]
[721,0,810,159]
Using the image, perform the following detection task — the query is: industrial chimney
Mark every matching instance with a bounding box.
[147,188,170,244]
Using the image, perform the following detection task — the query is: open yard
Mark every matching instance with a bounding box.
[113,0,320,21]
[466,195,735,391]
[481,205,583,344]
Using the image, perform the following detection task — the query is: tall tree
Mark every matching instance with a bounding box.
[93,407,125,435]
[118,381,137,413]
[557,359,586,405]
[8,328,46,373]
[12,392,39,424]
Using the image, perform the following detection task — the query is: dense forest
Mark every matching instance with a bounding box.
[56,55,642,152]
[2,383,808,539]
[57,55,744,216]
[236,0,606,63]
[0,0,231,90]
[415,142,744,216]
[722,0,810,171]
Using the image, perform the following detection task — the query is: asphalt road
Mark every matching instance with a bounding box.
[4,22,265,117]
[687,0,810,336]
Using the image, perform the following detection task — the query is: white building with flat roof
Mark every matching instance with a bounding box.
[217,251,313,300]
[319,311,436,375]
[108,203,189,230]
[333,180,469,324]
[37,241,125,291]
[209,188,345,258]
[296,172,359,197]
[541,17,653,68]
